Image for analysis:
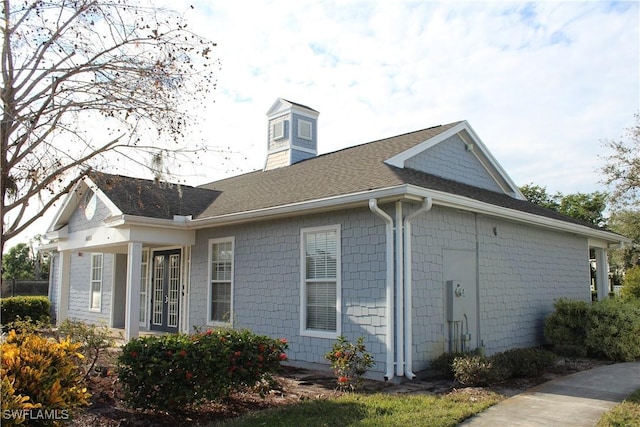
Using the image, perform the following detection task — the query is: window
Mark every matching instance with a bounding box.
[301,225,341,338]
[89,253,103,311]
[273,121,285,140]
[298,119,312,140]
[139,249,149,324]
[209,238,234,324]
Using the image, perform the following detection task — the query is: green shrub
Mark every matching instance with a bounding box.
[621,266,640,301]
[544,298,590,357]
[585,299,640,362]
[452,354,509,386]
[117,328,288,411]
[430,351,473,379]
[1,296,50,328]
[491,348,557,378]
[58,320,116,381]
[1,330,90,425]
[323,336,374,391]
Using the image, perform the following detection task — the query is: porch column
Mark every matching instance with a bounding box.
[57,251,71,325]
[595,247,610,301]
[124,242,142,341]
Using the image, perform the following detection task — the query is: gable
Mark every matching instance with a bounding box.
[404,133,504,193]
[385,121,525,200]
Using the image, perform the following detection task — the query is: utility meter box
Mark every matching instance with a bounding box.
[446,280,465,322]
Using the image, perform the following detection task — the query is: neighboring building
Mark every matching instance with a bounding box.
[44,99,627,380]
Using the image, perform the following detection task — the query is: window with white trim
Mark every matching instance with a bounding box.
[209,238,234,324]
[273,121,285,140]
[89,253,103,311]
[298,119,312,140]
[139,249,149,324]
[301,225,340,338]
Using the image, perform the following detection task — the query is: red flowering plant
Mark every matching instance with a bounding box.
[117,329,288,411]
[323,336,374,391]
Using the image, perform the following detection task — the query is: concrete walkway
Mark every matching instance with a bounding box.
[460,361,640,427]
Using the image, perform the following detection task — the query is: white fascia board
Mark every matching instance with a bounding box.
[460,122,526,200]
[53,221,194,252]
[103,214,192,230]
[384,121,525,201]
[46,175,123,233]
[385,123,465,168]
[189,186,413,229]
[406,185,629,244]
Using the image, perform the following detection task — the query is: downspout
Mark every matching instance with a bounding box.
[395,202,404,377]
[403,197,433,379]
[368,199,395,381]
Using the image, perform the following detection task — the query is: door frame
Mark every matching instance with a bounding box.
[150,248,182,333]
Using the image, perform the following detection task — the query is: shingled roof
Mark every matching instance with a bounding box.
[89,121,607,233]
[195,122,604,231]
[89,172,220,220]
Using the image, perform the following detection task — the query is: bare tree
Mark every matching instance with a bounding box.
[1,0,219,252]
[601,113,640,208]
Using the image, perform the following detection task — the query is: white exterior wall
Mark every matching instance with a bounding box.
[190,207,390,373]
[410,205,590,371]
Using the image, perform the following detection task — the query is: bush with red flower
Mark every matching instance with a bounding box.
[117,329,288,411]
[324,336,374,391]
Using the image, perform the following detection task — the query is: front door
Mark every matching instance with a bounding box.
[150,250,181,333]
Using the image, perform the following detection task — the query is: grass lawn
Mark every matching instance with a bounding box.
[597,388,640,427]
[213,389,502,427]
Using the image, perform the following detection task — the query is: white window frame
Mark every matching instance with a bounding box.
[208,237,235,326]
[298,119,312,140]
[139,249,150,326]
[300,225,341,339]
[89,253,103,311]
[273,121,285,140]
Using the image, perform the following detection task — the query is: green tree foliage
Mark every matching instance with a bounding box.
[519,183,561,211]
[601,113,640,208]
[520,184,608,227]
[558,192,608,227]
[620,265,640,301]
[608,210,640,269]
[1,243,33,280]
[1,0,219,253]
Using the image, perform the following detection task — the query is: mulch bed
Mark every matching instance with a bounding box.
[69,349,611,426]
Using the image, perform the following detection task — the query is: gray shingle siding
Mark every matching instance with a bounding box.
[67,251,113,325]
[68,196,111,233]
[291,112,317,151]
[48,252,60,321]
[409,205,590,371]
[405,134,503,193]
[190,207,389,373]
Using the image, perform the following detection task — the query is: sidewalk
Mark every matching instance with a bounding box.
[460,361,640,427]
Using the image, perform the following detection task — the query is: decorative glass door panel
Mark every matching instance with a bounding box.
[150,250,181,333]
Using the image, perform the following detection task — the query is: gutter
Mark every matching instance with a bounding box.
[402,197,433,379]
[368,199,395,381]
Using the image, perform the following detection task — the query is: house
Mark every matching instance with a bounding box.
[44,99,627,380]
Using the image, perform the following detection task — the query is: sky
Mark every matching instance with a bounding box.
[179,0,639,195]
[8,0,640,246]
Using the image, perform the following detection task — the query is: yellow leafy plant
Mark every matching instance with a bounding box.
[1,330,90,425]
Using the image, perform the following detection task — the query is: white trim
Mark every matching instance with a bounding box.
[89,253,103,312]
[290,145,317,155]
[207,237,235,327]
[384,121,525,200]
[186,184,626,246]
[300,224,341,339]
[139,248,150,327]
